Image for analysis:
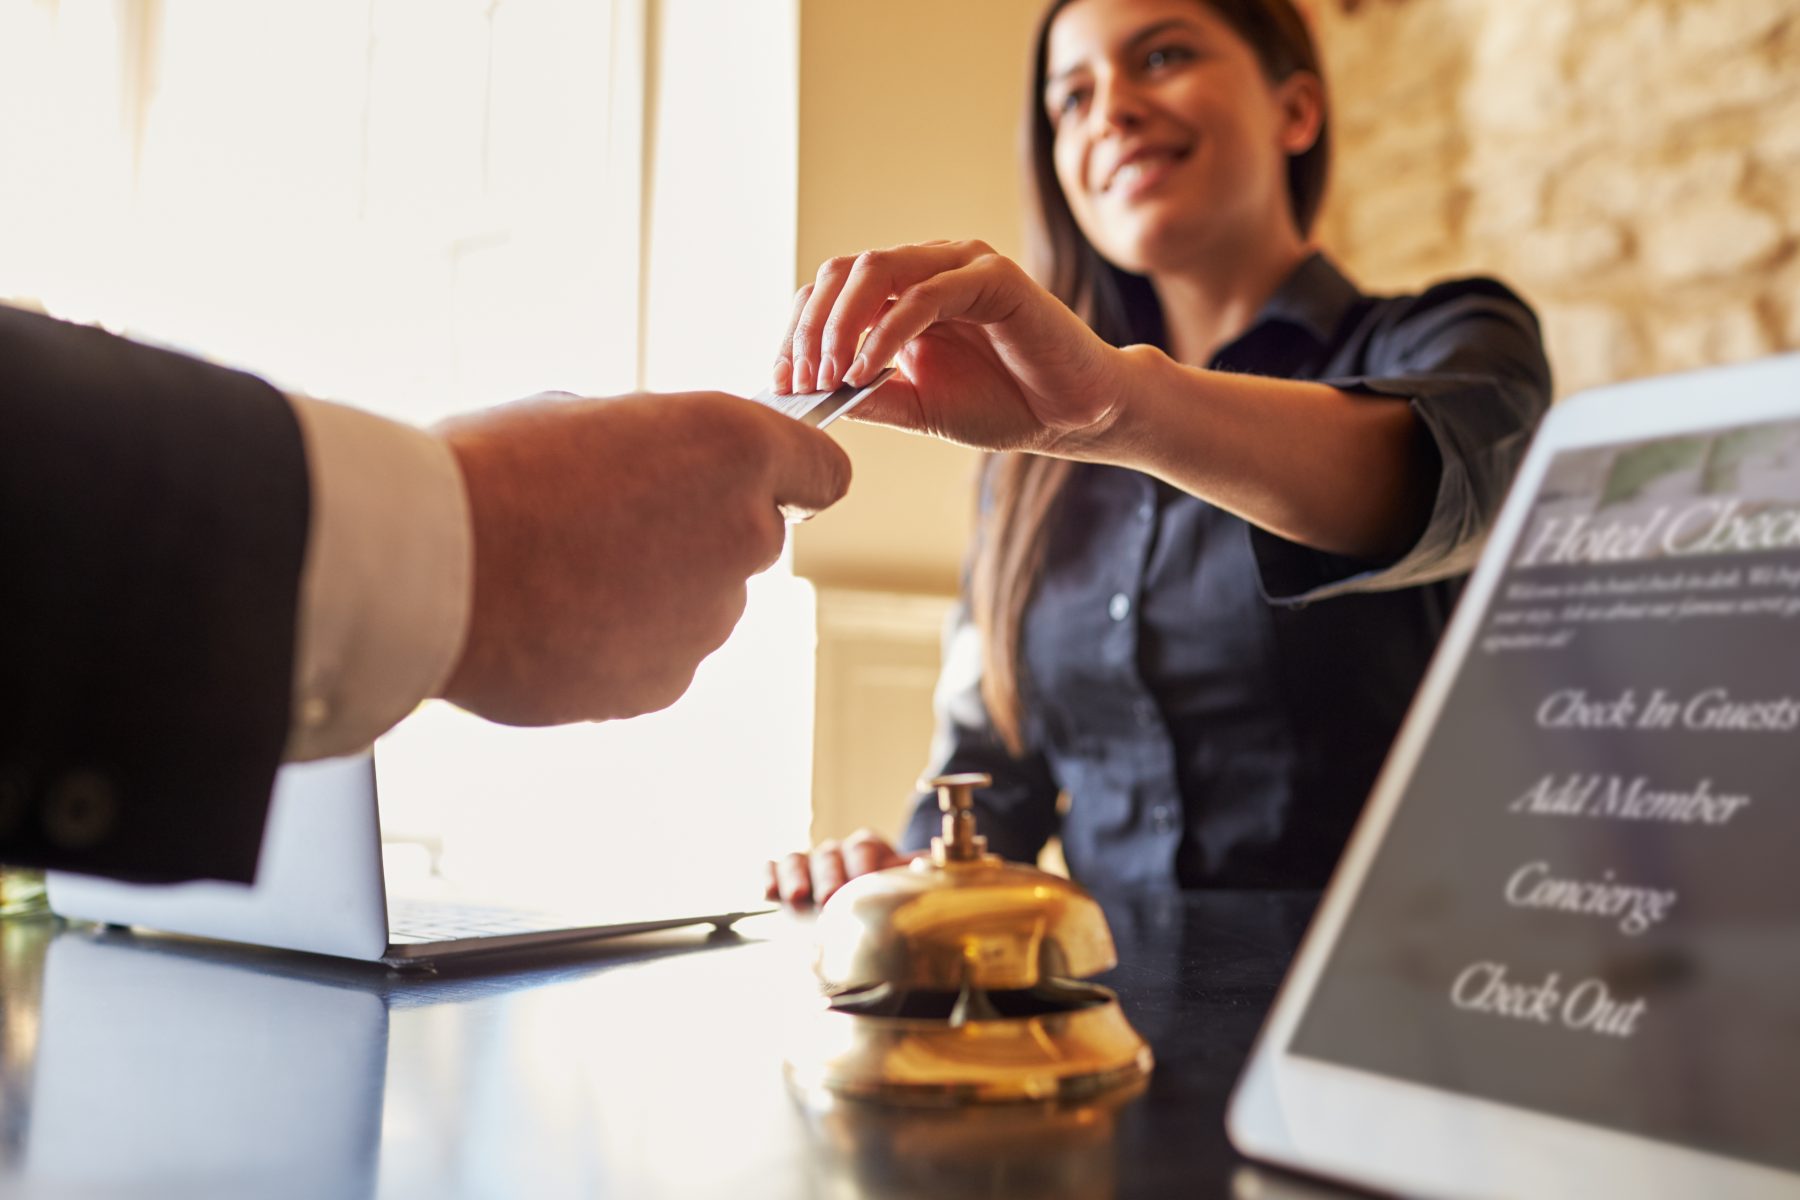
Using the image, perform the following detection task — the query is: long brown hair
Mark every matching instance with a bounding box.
[975,0,1331,755]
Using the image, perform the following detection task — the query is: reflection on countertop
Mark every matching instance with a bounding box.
[0,891,1330,1200]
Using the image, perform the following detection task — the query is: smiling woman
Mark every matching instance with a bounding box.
[1039,0,1327,301]
[766,0,1554,905]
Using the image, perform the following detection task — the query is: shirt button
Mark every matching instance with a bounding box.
[1150,804,1177,832]
[1108,592,1132,621]
[1138,501,1154,521]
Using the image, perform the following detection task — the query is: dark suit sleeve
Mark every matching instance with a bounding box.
[0,305,310,882]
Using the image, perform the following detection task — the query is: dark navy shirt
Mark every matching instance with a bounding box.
[898,253,1552,889]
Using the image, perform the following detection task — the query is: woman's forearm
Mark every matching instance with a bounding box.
[1074,344,1437,561]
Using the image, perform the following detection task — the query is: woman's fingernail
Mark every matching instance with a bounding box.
[773,358,792,394]
[847,355,870,386]
[794,357,814,393]
[818,354,839,391]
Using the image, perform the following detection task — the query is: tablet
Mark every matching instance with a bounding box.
[1229,354,1800,1199]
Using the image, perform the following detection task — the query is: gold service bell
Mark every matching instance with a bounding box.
[784,773,1154,1105]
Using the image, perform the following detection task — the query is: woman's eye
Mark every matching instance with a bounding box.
[1055,89,1089,118]
[1144,44,1193,71]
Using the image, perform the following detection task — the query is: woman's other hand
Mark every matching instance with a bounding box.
[774,240,1129,456]
[763,829,923,908]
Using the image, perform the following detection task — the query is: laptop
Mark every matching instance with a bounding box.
[1229,354,1800,1198]
[46,749,768,966]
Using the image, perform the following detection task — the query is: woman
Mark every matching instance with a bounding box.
[766,0,1550,903]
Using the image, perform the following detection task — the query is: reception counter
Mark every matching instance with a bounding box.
[0,891,1361,1199]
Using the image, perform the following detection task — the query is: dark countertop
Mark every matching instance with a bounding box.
[0,890,1361,1199]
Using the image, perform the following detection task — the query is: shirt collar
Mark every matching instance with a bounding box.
[1246,250,1362,347]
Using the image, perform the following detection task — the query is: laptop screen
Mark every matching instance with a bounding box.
[1289,413,1800,1175]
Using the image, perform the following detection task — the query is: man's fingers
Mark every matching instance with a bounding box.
[699,582,751,656]
[734,492,789,575]
[755,413,853,519]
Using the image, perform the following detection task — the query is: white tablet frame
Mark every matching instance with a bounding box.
[1228,354,1800,1199]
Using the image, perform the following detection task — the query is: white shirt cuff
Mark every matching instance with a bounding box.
[283,395,473,761]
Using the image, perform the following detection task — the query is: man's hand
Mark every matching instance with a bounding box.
[435,390,850,725]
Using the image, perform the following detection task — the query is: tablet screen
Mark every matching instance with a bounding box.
[1291,414,1800,1175]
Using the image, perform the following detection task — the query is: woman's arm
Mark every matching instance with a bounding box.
[1080,349,1439,561]
[775,241,1497,562]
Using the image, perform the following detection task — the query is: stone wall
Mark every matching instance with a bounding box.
[1309,0,1800,397]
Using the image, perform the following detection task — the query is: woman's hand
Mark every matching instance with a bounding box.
[763,829,924,908]
[774,240,1129,456]
[777,240,1435,561]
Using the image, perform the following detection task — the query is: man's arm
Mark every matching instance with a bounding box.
[1,307,851,884]
[0,306,309,883]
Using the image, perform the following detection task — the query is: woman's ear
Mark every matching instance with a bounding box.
[1274,70,1325,156]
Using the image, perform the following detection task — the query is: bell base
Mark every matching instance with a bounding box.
[784,987,1154,1107]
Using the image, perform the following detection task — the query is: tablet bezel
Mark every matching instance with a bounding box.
[1228,354,1800,1199]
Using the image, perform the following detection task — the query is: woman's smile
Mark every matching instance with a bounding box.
[1100,141,1194,200]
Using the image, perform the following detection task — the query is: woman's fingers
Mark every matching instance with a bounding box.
[783,240,997,395]
[808,840,850,904]
[791,256,864,393]
[824,242,994,389]
[841,829,903,877]
[767,831,911,908]
[774,850,815,905]
[837,373,924,432]
[853,255,1024,389]
[771,284,813,395]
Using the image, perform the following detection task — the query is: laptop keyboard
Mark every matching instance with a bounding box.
[386,899,571,945]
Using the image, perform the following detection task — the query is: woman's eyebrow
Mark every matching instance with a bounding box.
[1048,17,1205,87]
[1046,58,1090,90]
[1123,17,1204,53]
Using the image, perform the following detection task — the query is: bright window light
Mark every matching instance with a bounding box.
[1,0,810,907]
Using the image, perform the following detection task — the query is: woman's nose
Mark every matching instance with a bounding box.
[1091,71,1149,134]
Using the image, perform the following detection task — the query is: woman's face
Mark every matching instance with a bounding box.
[1043,0,1320,277]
